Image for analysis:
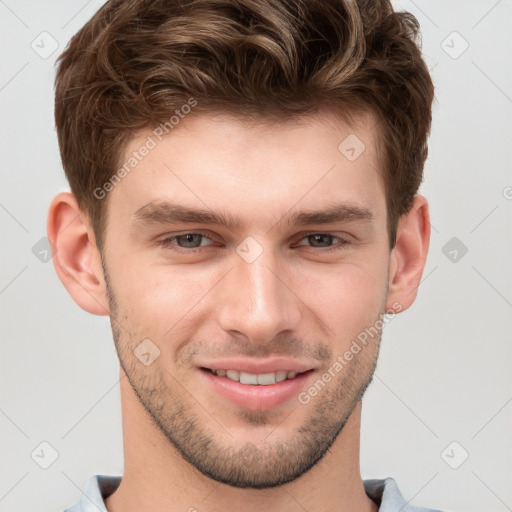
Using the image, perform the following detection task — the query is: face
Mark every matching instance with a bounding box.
[101,110,392,488]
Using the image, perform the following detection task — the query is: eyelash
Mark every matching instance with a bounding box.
[158,231,351,254]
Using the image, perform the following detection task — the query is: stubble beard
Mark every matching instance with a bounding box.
[104,266,382,489]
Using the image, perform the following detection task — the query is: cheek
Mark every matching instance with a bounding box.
[303,260,388,339]
[110,260,222,338]
[107,240,389,346]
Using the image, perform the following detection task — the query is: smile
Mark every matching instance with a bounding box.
[199,366,315,410]
[203,368,307,385]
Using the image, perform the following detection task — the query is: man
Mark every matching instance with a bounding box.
[49,0,442,510]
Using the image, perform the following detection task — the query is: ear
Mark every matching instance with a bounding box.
[385,194,431,314]
[47,192,109,316]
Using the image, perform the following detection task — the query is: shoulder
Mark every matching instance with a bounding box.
[364,477,446,512]
[62,474,122,512]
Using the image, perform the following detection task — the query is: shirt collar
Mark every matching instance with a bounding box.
[67,474,434,512]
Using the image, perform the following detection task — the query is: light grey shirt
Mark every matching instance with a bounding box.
[63,474,445,511]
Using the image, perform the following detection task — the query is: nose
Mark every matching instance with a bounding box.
[216,242,302,345]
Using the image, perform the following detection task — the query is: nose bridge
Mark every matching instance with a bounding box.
[217,239,301,341]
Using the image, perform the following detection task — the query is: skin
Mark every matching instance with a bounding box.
[48,109,430,512]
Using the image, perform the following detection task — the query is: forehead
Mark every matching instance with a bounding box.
[107,109,386,231]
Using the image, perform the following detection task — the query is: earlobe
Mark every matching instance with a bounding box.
[47,192,109,316]
[385,194,431,313]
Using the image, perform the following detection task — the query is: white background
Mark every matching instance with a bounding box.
[0,1,511,511]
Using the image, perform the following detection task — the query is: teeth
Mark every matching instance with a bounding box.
[226,370,239,381]
[257,372,276,385]
[275,370,287,383]
[212,369,303,385]
[240,371,258,385]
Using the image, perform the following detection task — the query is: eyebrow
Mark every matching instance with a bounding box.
[132,200,374,231]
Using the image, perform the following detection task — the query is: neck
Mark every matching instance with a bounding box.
[105,368,378,512]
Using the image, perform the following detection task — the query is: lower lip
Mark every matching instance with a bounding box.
[199,368,314,411]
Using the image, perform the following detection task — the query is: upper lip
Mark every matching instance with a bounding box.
[198,357,315,374]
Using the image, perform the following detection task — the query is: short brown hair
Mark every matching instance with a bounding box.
[54,0,434,250]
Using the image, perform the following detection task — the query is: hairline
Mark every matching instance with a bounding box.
[93,105,392,254]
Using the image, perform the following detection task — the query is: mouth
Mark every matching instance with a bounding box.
[198,364,315,411]
[201,367,311,385]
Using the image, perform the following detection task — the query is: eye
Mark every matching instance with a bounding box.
[157,231,351,255]
[158,232,216,252]
[295,233,351,252]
